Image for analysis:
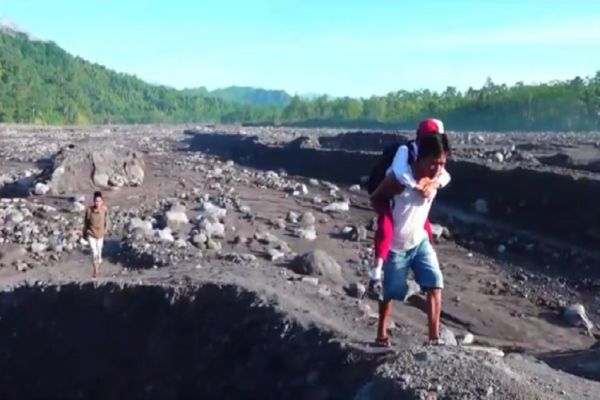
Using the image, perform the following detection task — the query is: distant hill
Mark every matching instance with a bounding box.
[185,86,291,107]
[0,30,239,124]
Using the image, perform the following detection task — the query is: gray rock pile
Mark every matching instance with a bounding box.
[0,198,81,269]
[39,144,145,194]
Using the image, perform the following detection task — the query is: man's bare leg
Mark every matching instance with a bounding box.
[92,263,99,278]
[426,288,442,340]
[376,299,392,345]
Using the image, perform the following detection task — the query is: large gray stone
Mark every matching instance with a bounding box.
[165,203,189,226]
[289,250,344,284]
[41,144,145,194]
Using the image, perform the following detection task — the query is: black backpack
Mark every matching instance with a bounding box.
[366,141,416,195]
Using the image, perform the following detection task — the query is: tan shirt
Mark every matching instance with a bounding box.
[84,206,109,239]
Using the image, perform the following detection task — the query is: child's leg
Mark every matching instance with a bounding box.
[374,199,393,268]
[424,218,433,243]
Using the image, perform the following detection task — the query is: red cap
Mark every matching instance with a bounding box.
[416,118,445,138]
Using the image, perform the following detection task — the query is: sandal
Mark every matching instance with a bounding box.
[374,336,391,348]
[426,338,446,346]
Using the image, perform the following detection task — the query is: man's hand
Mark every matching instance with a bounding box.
[415,177,439,199]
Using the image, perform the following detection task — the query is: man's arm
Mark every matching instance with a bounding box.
[370,174,406,204]
[82,208,89,239]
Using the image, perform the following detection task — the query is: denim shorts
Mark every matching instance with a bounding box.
[383,239,443,301]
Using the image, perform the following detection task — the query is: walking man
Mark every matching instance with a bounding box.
[370,133,451,346]
[83,191,109,278]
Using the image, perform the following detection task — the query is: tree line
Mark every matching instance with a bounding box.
[1,31,599,131]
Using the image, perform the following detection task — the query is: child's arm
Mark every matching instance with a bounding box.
[389,145,419,189]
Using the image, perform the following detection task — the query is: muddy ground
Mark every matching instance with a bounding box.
[0,124,599,399]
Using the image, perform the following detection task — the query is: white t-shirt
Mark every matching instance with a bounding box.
[389,186,435,251]
[387,144,451,251]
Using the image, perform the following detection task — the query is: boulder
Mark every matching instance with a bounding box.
[41,144,145,194]
[33,182,50,196]
[289,250,344,284]
[165,204,189,226]
[323,201,350,213]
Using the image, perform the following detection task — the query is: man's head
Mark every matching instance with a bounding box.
[416,118,445,139]
[93,191,103,209]
[413,134,450,180]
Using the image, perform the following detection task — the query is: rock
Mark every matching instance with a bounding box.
[232,235,246,245]
[128,217,153,234]
[73,194,85,203]
[318,285,331,297]
[299,184,309,195]
[272,218,286,229]
[206,239,222,251]
[198,219,226,239]
[93,172,109,187]
[222,252,257,264]
[460,333,475,345]
[6,210,24,224]
[312,196,322,204]
[15,260,28,272]
[70,202,86,213]
[308,178,319,187]
[30,242,47,253]
[474,198,488,214]
[42,144,145,194]
[108,174,126,187]
[239,205,252,215]
[157,228,175,243]
[33,182,50,195]
[563,304,595,333]
[174,239,187,249]
[286,211,299,223]
[200,201,227,221]
[439,326,458,346]
[430,224,451,240]
[493,152,504,163]
[165,203,189,226]
[294,226,317,241]
[403,279,421,301]
[267,248,285,261]
[299,211,316,227]
[356,226,368,241]
[289,250,344,284]
[343,225,367,241]
[323,201,350,213]
[192,232,208,247]
[254,231,281,245]
[301,276,320,286]
[349,184,361,192]
[345,282,366,298]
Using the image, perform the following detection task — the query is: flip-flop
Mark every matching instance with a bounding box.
[374,336,391,348]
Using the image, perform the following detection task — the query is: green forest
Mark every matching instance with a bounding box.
[1,30,599,130]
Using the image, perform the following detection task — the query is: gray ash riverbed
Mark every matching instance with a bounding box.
[0,124,599,399]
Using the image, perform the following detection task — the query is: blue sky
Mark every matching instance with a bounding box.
[2,0,600,97]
